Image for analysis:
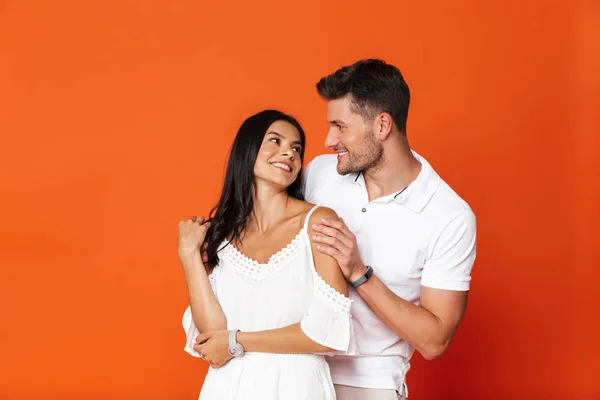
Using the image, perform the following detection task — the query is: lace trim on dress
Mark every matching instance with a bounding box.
[313,272,353,315]
[208,273,217,296]
[220,233,304,280]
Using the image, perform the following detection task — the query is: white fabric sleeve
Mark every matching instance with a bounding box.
[421,211,477,291]
[302,159,316,202]
[300,272,357,355]
[181,273,219,357]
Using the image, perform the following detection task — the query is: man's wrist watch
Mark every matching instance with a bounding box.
[228,330,245,357]
[349,265,374,288]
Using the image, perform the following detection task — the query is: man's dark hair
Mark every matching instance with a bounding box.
[316,58,411,133]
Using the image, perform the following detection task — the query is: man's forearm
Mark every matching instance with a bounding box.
[237,323,332,354]
[356,275,451,360]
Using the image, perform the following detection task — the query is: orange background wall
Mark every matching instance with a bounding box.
[1,1,598,399]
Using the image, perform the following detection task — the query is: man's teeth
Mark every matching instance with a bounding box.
[272,162,291,171]
[339,151,348,156]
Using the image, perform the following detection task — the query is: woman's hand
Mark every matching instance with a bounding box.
[194,329,233,369]
[178,216,211,260]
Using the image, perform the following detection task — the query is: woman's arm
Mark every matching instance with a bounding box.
[194,207,353,366]
[181,252,227,332]
[179,217,227,333]
[236,207,349,353]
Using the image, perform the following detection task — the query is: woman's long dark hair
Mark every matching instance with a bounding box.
[204,110,306,271]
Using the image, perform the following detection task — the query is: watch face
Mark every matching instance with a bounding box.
[228,345,243,357]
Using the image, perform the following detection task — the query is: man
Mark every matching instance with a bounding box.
[193,59,476,400]
[304,58,476,399]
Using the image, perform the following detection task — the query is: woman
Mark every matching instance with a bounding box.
[178,110,354,399]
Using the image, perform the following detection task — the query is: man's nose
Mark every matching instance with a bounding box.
[324,127,339,149]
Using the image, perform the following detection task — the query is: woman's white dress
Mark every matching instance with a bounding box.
[182,205,355,400]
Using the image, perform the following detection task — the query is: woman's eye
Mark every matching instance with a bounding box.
[270,138,280,144]
[293,147,301,153]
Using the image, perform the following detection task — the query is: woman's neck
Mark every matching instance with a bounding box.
[249,183,292,234]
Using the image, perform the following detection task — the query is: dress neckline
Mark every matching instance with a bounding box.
[225,228,304,267]
[218,205,320,280]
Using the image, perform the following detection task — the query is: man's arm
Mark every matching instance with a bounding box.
[352,276,467,359]
[312,212,476,360]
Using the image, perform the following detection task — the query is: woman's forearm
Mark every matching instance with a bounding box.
[180,252,227,332]
[237,323,332,354]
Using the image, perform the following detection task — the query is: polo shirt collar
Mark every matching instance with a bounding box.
[346,150,441,213]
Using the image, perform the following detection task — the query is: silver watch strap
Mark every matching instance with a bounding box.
[228,329,244,357]
[228,329,238,348]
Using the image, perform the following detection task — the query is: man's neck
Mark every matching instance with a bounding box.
[363,140,422,202]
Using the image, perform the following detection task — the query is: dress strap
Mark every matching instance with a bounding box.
[303,205,321,232]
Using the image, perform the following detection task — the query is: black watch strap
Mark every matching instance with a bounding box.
[349,266,374,288]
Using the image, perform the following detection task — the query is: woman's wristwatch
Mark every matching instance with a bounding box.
[349,265,374,288]
[228,330,245,357]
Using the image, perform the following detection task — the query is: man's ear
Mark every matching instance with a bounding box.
[375,112,394,140]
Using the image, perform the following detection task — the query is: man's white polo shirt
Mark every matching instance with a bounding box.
[303,151,476,393]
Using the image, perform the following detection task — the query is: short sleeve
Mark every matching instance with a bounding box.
[302,159,316,202]
[300,272,357,355]
[421,211,477,291]
[302,155,336,203]
[181,272,219,357]
[182,306,201,357]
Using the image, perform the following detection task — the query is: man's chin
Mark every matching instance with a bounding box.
[336,162,352,176]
